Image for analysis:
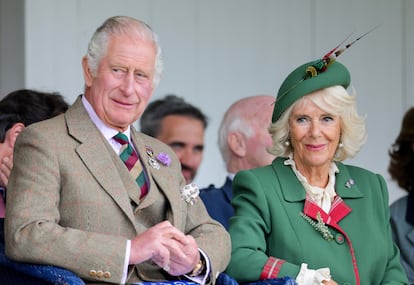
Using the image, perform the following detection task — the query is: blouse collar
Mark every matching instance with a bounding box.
[284,154,339,213]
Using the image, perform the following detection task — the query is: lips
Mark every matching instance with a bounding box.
[306,144,326,151]
[113,98,136,108]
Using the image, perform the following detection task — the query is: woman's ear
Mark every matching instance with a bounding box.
[227,132,246,157]
[5,123,25,148]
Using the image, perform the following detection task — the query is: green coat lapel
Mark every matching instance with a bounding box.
[271,158,306,203]
[335,162,364,199]
[272,158,364,202]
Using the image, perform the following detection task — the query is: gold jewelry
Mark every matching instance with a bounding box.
[189,259,205,277]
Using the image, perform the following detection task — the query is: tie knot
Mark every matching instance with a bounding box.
[113,132,129,145]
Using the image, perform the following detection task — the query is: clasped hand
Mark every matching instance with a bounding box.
[129,220,200,276]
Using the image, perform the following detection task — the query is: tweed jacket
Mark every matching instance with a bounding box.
[5,96,230,284]
[200,177,234,230]
[390,193,414,283]
[226,157,408,285]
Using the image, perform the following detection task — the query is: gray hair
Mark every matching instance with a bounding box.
[85,16,163,87]
[269,85,367,161]
[218,111,254,163]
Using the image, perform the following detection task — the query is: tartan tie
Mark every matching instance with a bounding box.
[113,132,148,199]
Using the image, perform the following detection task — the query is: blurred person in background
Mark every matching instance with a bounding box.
[140,94,208,184]
[388,106,414,284]
[200,95,275,229]
[0,89,74,284]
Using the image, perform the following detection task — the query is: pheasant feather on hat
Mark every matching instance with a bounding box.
[272,26,379,123]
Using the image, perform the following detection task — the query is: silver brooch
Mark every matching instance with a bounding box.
[145,146,160,170]
[180,183,199,205]
[345,179,354,188]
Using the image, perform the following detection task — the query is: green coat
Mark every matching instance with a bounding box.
[226,157,408,285]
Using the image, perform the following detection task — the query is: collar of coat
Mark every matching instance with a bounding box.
[271,157,364,203]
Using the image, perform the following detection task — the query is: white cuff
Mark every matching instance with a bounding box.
[184,248,210,285]
[296,263,331,285]
[121,240,131,284]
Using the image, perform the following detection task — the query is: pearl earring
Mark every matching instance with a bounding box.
[338,142,344,148]
[284,140,290,147]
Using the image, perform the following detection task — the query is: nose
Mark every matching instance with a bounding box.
[120,73,135,96]
[310,121,321,137]
[180,149,198,168]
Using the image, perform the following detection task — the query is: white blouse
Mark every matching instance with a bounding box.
[284,155,339,213]
[284,155,338,284]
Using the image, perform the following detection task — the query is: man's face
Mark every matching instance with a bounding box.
[83,35,156,132]
[243,96,276,169]
[245,118,275,168]
[156,115,205,183]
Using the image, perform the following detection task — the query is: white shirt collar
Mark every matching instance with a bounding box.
[81,95,131,141]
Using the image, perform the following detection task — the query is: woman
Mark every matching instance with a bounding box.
[389,107,414,283]
[226,57,409,284]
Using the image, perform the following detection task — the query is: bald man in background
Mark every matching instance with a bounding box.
[200,95,276,229]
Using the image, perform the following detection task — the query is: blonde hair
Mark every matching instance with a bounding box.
[268,85,367,161]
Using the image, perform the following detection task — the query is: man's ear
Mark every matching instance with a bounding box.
[227,132,246,157]
[5,123,25,148]
[82,56,94,87]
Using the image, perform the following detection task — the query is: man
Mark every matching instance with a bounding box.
[200,95,275,229]
[140,94,208,183]
[0,89,75,284]
[5,16,230,284]
[0,89,68,218]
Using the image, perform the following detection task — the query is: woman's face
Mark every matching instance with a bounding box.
[289,97,341,172]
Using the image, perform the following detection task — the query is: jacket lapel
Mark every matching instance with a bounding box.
[65,97,138,228]
[130,129,184,227]
[274,158,364,202]
[272,158,306,203]
[335,162,364,199]
[275,158,362,284]
[274,158,360,225]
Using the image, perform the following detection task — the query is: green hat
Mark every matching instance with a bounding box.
[272,60,350,123]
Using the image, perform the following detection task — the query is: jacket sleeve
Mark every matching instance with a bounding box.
[5,125,128,283]
[226,169,301,282]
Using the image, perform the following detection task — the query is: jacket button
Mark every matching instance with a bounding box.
[89,270,97,277]
[97,270,104,278]
[104,271,111,279]
[335,233,345,244]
